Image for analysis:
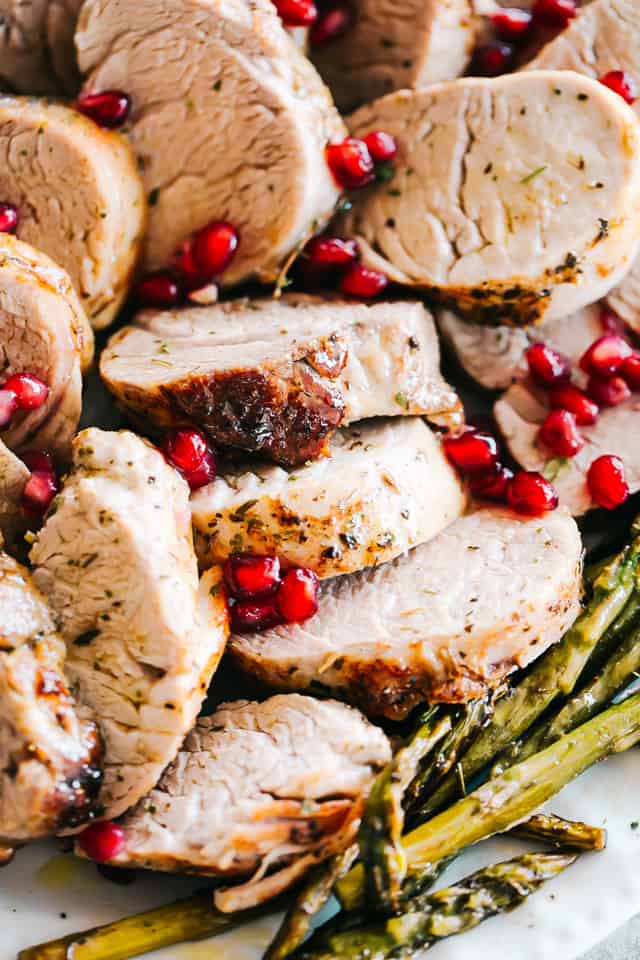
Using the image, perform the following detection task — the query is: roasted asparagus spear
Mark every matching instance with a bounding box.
[510,813,606,851]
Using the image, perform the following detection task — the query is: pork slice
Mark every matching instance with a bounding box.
[0,96,145,329]
[0,235,93,462]
[524,0,640,333]
[0,440,29,549]
[0,1,83,94]
[192,418,466,578]
[94,694,390,911]
[311,0,477,113]
[75,0,346,285]
[100,295,462,466]
[0,550,101,844]
[339,71,640,326]
[231,508,582,720]
[30,428,229,820]
[438,302,602,390]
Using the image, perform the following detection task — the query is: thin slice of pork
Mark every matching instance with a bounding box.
[230,508,582,720]
[30,429,229,820]
[0,0,83,94]
[0,440,29,549]
[340,71,640,325]
[100,296,461,466]
[91,694,390,912]
[192,418,466,578]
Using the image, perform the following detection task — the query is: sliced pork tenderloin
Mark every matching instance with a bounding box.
[0,235,93,462]
[192,418,466,578]
[30,428,229,821]
[438,303,602,391]
[311,0,477,113]
[0,97,145,329]
[339,71,640,326]
[89,694,390,911]
[75,0,346,285]
[230,508,582,721]
[0,440,29,549]
[0,1,83,95]
[0,550,101,844]
[100,296,462,467]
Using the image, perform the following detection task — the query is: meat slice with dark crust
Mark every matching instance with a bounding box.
[340,72,640,326]
[0,550,101,844]
[100,296,461,466]
[230,508,582,720]
[89,694,391,912]
[0,0,83,94]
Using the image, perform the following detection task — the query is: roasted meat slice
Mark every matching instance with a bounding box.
[0,440,29,549]
[0,0,83,94]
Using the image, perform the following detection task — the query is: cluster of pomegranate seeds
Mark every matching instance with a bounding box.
[0,202,18,234]
[161,428,217,490]
[587,455,629,510]
[0,371,49,429]
[76,90,131,129]
[475,0,576,78]
[225,553,319,632]
[599,70,637,105]
[507,470,559,516]
[301,234,387,298]
[78,821,126,863]
[273,0,318,26]
[21,450,59,515]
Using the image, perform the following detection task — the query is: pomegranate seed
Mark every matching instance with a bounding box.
[3,372,49,410]
[76,90,131,129]
[276,567,319,623]
[443,430,499,475]
[161,428,217,489]
[525,342,571,386]
[192,221,239,278]
[224,554,281,600]
[538,409,584,457]
[599,70,637,105]
[306,236,359,267]
[339,263,388,298]
[136,271,181,309]
[507,471,558,517]
[231,597,283,633]
[77,821,126,863]
[0,202,18,234]
[0,389,17,428]
[587,455,629,510]
[273,0,317,25]
[326,138,375,190]
[21,469,58,514]
[363,131,397,163]
[600,305,625,334]
[310,3,352,45]
[580,334,632,377]
[532,0,577,28]
[471,43,514,77]
[491,8,533,38]
[587,373,631,408]
[182,449,217,489]
[620,353,640,390]
[173,238,206,290]
[469,464,514,502]
[548,383,599,425]
[21,450,54,474]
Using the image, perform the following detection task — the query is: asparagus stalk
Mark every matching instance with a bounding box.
[510,813,606,851]
[296,853,575,959]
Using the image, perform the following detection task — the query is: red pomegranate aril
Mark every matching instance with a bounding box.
[192,221,239,278]
[224,554,281,600]
[231,597,283,633]
[0,389,17,428]
[532,0,577,27]
[443,430,499,475]
[306,235,359,267]
[136,271,181,308]
[21,450,54,474]
[538,409,584,458]
[580,334,632,377]
[173,238,206,290]
[0,202,18,234]
[339,263,388,298]
[587,373,631,408]
[276,567,319,623]
[469,464,514,502]
[182,449,217,490]
[363,131,397,163]
[77,90,131,129]
[21,469,58,514]
[310,3,352,45]
[162,428,217,488]
[77,821,126,863]
[326,138,375,190]
[491,8,533,38]
[620,353,640,390]
[273,0,318,26]
[587,455,629,510]
[599,70,637,105]
[507,470,558,517]
[3,372,49,410]
[471,43,514,77]
[548,383,599,426]
[525,342,571,386]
